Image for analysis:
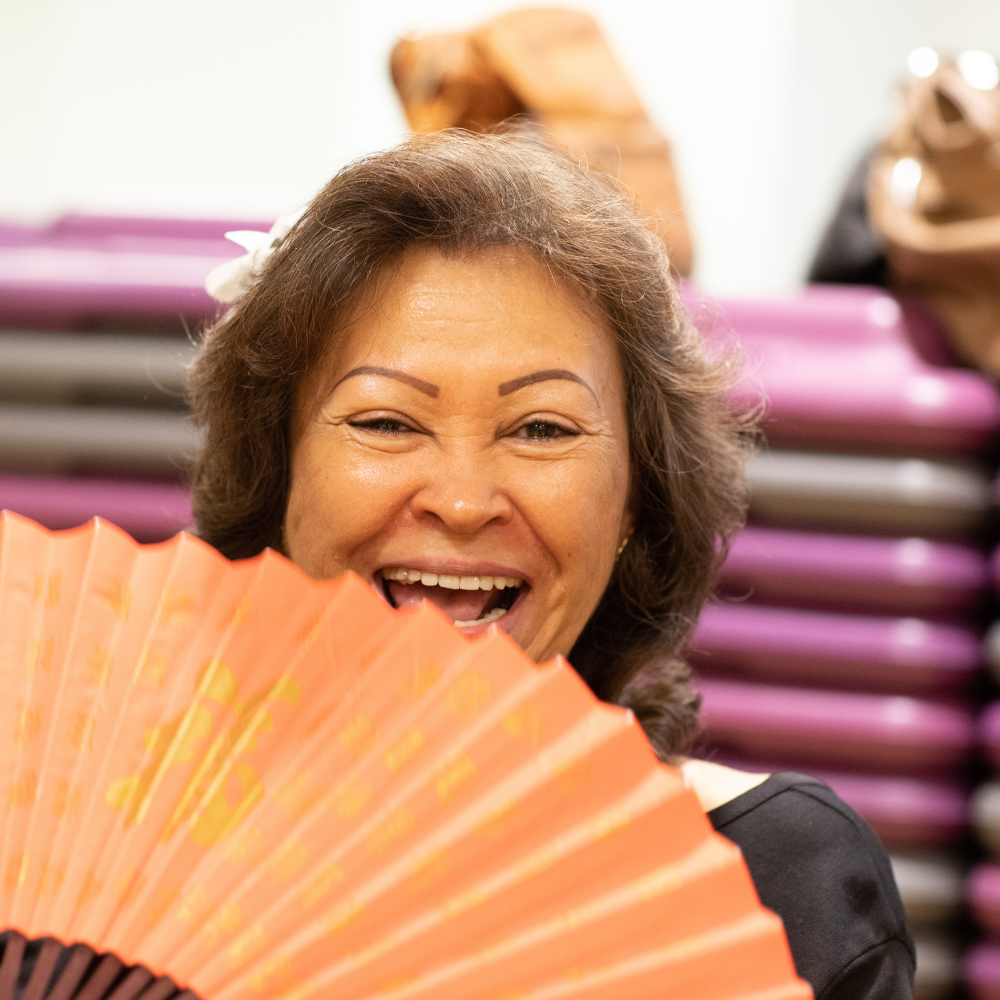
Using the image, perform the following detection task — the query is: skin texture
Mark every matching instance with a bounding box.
[285,244,633,665]
[680,759,770,812]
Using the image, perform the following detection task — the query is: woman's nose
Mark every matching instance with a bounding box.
[409,457,513,536]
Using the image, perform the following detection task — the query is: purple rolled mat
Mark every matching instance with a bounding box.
[688,284,1000,456]
[721,526,988,616]
[690,603,980,694]
[965,942,1000,1000]
[818,771,967,848]
[0,244,230,320]
[968,863,1000,937]
[696,677,975,774]
[0,223,42,247]
[50,213,277,242]
[0,213,277,322]
[0,475,191,542]
[705,754,966,848]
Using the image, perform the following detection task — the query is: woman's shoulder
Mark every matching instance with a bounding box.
[703,769,916,1000]
[680,758,770,812]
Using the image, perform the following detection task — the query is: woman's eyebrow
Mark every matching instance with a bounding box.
[332,366,440,398]
[498,369,598,402]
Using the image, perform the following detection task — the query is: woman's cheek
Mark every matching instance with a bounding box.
[527,453,622,567]
[287,433,400,576]
[329,441,410,521]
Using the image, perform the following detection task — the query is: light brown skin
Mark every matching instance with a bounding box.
[286,244,631,664]
[285,244,764,804]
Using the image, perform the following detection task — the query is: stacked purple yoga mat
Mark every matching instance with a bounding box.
[688,284,1000,998]
[0,214,268,326]
[0,213,272,540]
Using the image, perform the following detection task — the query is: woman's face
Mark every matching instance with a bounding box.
[286,245,631,664]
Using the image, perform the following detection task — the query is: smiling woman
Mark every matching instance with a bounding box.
[188,130,748,762]
[285,244,632,667]
[188,131,914,999]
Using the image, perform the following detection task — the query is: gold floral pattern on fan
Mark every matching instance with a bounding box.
[105,662,301,846]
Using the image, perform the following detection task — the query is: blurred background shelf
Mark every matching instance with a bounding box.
[2,204,998,1000]
[684,285,1000,1000]
[0,214,220,541]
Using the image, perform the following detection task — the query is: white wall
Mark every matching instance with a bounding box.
[2,0,999,295]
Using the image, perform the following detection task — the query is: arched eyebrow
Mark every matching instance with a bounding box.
[332,366,439,398]
[498,369,598,402]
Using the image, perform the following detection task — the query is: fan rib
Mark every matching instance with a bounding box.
[44,944,94,1000]
[131,978,187,1000]
[103,966,153,1000]
[73,952,122,1000]
[21,938,62,1000]
[0,932,26,1000]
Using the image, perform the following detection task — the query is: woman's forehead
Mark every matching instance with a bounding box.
[329,244,617,382]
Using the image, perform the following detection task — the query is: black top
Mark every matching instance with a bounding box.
[708,772,915,1000]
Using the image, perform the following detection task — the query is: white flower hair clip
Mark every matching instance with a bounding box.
[204,205,307,305]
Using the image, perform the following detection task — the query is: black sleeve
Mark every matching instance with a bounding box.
[708,773,915,1000]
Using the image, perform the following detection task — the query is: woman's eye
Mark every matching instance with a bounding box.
[517,420,578,440]
[350,417,412,435]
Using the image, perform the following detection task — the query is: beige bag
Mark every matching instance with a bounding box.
[391,8,693,277]
[868,53,1000,376]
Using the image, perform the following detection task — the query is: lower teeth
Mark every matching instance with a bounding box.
[454,607,508,628]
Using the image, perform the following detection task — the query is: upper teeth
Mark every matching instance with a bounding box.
[382,568,523,590]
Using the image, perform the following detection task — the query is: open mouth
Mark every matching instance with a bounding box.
[378,567,525,627]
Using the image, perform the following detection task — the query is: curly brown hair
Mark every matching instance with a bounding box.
[187,130,750,760]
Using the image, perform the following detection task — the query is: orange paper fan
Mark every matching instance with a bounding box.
[0,512,811,1000]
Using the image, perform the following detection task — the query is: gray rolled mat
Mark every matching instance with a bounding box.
[972,780,1000,854]
[889,854,963,928]
[0,406,201,472]
[747,451,993,535]
[0,333,193,407]
[913,934,959,1000]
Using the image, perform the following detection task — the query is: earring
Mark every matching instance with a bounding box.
[614,532,632,562]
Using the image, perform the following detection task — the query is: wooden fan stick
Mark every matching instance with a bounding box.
[0,932,194,1000]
